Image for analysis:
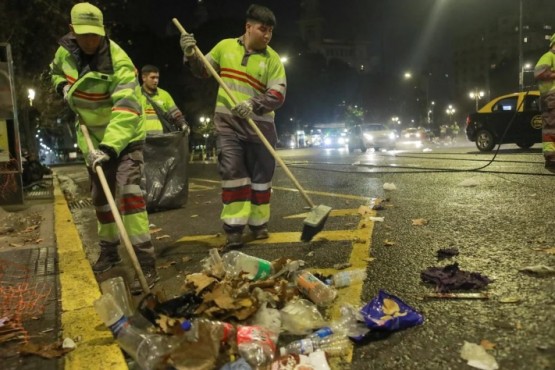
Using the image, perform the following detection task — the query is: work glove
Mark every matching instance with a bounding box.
[62,84,70,101]
[87,149,110,173]
[232,100,253,119]
[180,33,197,57]
[181,123,191,136]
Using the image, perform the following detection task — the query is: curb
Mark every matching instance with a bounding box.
[53,173,127,369]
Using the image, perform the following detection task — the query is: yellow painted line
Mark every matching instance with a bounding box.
[53,174,126,369]
[190,177,370,201]
[284,208,363,219]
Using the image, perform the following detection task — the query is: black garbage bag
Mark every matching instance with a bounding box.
[143,131,189,212]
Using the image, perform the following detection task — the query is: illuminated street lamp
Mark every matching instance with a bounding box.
[28,88,35,106]
[445,104,456,123]
[469,89,485,111]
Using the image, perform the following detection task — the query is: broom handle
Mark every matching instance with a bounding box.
[172,18,315,209]
[80,124,150,294]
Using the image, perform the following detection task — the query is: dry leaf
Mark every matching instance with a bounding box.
[358,205,372,215]
[185,273,217,295]
[155,234,171,240]
[182,256,192,263]
[191,214,199,218]
[21,225,39,233]
[158,261,177,269]
[480,339,496,350]
[149,227,162,234]
[384,240,395,246]
[515,321,523,330]
[363,257,376,263]
[499,296,521,304]
[9,243,23,248]
[34,238,43,244]
[411,218,429,226]
[533,247,555,255]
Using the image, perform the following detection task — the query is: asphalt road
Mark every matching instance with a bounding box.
[55,140,555,369]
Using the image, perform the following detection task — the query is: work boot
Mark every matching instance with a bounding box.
[224,232,243,250]
[250,227,269,240]
[92,247,122,273]
[130,267,160,295]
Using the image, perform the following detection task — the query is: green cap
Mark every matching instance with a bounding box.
[71,2,105,36]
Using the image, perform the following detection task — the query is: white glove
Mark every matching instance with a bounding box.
[181,124,191,136]
[63,84,70,101]
[180,33,197,57]
[87,149,110,173]
[232,100,253,119]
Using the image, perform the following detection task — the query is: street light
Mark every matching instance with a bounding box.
[445,104,455,123]
[28,88,35,106]
[469,89,485,111]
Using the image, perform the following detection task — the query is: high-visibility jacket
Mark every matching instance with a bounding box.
[136,86,186,134]
[50,34,145,160]
[190,37,287,144]
[535,50,555,96]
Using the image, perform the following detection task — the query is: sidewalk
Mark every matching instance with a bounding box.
[0,173,127,369]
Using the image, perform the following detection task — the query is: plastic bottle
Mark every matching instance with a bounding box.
[293,270,337,307]
[237,325,276,368]
[329,268,367,288]
[221,251,274,280]
[94,293,174,370]
[202,248,225,278]
[279,334,350,357]
[307,306,369,340]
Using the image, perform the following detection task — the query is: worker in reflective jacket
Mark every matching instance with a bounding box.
[535,32,555,172]
[181,4,286,249]
[50,2,158,293]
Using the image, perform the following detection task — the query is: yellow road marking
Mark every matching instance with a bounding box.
[53,175,126,370]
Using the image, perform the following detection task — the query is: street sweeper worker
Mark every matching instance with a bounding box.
[535,32,555,172]
[180,4,287,249]
[50,2,159,292]
[137,64,190,134]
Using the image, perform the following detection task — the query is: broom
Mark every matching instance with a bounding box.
[172,18,331,241]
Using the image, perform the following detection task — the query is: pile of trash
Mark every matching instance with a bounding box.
[94,249,424,370]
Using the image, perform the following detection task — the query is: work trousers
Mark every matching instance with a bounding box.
[541,93,555,160]
[217,133,275,234]
[88,146,155,267]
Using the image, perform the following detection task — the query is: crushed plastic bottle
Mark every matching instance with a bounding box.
[279,334,350,357]
[94,293,174,370]
[237,325,277,368]
[280,299,327,335]
[222,251,274,280]
[307,305,369,341]
[328,268,367,288]
[292,270,337,306]
[202,248,225,278]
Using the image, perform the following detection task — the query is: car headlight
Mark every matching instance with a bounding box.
[338,138,345,144]
[388,132,396,140]
[364,133,373,140]
[324,137,332,145]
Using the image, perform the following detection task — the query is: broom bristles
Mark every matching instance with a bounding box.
[301,205,332,242]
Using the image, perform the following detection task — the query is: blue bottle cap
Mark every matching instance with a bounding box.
[181,320,192,331]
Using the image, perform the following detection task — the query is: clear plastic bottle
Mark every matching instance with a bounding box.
[307,306,369,340]
[237,325,276,368]
[94,293,174,370]
[221,251,274,280]
[279,334,350,357]
[293,270,337,307]
[202,248,225,278]
[330,268,367,288]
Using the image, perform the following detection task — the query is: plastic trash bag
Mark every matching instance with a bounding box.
[360,290,424,331]
[143,131,189,212]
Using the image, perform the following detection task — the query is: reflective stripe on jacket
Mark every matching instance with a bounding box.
[136,86,185,133]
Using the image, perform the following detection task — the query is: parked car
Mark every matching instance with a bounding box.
[465,91,542,152]
[348,123,396,153]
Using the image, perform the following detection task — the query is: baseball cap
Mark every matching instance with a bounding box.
[71,2,105,36]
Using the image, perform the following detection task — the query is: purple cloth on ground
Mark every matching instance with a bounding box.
[421,263,491,292]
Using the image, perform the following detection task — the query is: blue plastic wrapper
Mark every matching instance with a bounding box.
[360,290,424,331]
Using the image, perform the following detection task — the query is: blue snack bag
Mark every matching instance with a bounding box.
[360,290,424,331]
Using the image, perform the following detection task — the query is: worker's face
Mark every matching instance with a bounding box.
[142,72,159,91]
[70,25,102,55]
[245,21,273,51]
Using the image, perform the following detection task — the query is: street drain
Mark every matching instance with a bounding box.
[68,198,93,210]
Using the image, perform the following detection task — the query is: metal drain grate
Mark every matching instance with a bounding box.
[24,177,53,200]
[68,198,93,210]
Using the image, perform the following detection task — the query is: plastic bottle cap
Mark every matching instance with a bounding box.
[180,320,192,331]
[279,347,287,357]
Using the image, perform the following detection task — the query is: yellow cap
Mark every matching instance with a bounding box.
[71,2,105,36]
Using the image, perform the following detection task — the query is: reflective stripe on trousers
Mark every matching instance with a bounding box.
[217,133,275,233]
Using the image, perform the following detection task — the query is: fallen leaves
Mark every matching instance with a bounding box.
[411,218,429,226]
[384,240,395,247]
